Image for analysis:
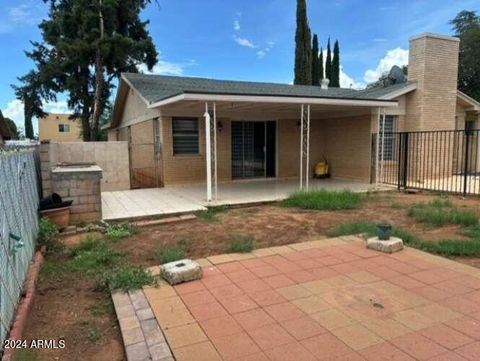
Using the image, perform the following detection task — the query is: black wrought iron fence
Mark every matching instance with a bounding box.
[374,129,480,196]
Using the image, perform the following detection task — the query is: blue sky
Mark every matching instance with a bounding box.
[1,0,479,133]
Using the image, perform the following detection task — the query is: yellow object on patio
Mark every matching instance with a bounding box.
[314,161,329,178]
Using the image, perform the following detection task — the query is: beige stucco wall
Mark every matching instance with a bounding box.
[49,141,130,191]
[39,113,83,142]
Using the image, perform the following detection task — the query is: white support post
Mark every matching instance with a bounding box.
[299,104,304,190]
[204,102,212,202]
[375,107,381,189]
[213,103,218,201]
[305,104,310,191]
[380,108,386,187]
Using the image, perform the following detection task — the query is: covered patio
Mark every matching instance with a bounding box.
[101,178,386,221]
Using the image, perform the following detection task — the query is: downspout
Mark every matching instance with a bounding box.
[204,103,212,202]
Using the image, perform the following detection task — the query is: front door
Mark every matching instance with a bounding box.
[231,121,276,179]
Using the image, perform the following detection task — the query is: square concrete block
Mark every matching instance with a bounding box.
[367,237,404,253]
[160,259,203,285]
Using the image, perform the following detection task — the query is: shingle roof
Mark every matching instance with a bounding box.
[122,73,415,105]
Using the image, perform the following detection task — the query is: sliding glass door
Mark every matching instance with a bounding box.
[231,121,276,179]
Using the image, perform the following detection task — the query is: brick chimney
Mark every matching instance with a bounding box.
[405,33,460,131]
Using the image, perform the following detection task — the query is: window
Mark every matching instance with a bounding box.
[58,124,70,133]
[172,118,199,155]
[379,115,398,161]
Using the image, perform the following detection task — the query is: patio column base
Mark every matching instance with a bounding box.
[366,237,404,253]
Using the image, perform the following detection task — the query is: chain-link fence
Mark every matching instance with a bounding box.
[0,145,40,350]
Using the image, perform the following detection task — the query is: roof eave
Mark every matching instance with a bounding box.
[457,90,480,111]
[147,92,398,109]
[378,82,418,100]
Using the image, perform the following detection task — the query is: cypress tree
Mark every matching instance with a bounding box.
[331,40,340,87]
[319,47,324,81]
[311,34,319,85]
[294,0,312,85]
[325,38,332,82]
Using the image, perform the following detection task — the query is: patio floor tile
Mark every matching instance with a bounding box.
[236,279,272,294]
[362,318,411,340]
[445,317,480,339]
[331,324,383,351]
[455,341,480,361]
[199,315,243,339]
[411,285,452,301]
[391,333,448,360]
[277,284,312,300]
[393,308,438,330]
[280,316,327,340]
[263,274,295,288]
[218,294,258,314]
[292,295,331,314]
[217,262,247,273]
[359,342,416,361]
[310,308,358,331]
[264,302,306,322]
[428,351,469,361]
[225,269,258,283]
[234,308,275,331]
[264,342,317,361]
[164,322,207,349]
[174,341,222,361]
[419,324,474,350]
[212,331,261,360]
[188,301,228,321]
[180,289,216,307]
[248,323,296,350]
[201,274,232,288]
[249,265,281,278]
[174,280,206,295]
[248,289,286,306]
[209,283,244,300]
[301,333,353,359]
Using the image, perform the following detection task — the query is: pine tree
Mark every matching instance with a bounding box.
[26,0,158,141]
[331,40,340,87]
[325,38,332,82]
[319,47,324,82]
[294,0,312,85]
[311,34,320,85]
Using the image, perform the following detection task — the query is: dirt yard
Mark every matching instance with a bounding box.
[19,191,480,361]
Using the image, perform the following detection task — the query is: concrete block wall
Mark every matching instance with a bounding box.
[40,141,52,196]
[51,166,102,224]
[49,141,130,191]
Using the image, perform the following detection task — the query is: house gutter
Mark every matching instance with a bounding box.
[147,93,398,109]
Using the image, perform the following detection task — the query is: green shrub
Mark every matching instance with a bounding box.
[282,189,363,210]
[101,264,157,291]
[196,206,229,222]
[157,246,185,264]
[417,239,480,256]
[37,217,63,253]
[105,223,138,241]
[408,200,478,227]
[327,221,419,245]
[228,234,254,253]
[68,239,124,273]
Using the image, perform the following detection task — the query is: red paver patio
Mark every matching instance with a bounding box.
[142,236,480,360]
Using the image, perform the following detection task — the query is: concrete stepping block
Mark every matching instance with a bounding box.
[161,259,203,285]
[367,237,404,253]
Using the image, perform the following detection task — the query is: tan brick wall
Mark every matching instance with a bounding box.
[406,34,460,131]
[323,115,372,182]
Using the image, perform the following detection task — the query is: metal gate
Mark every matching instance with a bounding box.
[375,129,480,196]
[127,119,163,189]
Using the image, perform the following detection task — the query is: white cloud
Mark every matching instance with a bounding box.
[256,50,266,59]
[363,47,409,83]
[233,20,240,31]
[138,52,197,76]
[2,99,70,138]
[233,35,256,48]
[340,66,365,89]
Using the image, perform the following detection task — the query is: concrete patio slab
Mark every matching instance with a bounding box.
[102,178,387,221]
[109,236,480,361]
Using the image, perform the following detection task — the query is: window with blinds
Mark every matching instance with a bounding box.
[379,115,398,161]
[172,118,199,155]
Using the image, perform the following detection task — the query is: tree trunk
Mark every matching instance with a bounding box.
[91,0,105,141]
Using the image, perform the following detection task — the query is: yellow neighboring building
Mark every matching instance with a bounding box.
[39,113,83,142]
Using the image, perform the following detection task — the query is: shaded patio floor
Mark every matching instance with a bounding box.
[102,178,385,221]
[114,236,480,361]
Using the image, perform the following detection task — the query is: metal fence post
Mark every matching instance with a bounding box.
[402,132,409,190]
[463,130,471,196]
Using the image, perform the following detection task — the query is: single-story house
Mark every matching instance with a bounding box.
[107,32,480,199]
